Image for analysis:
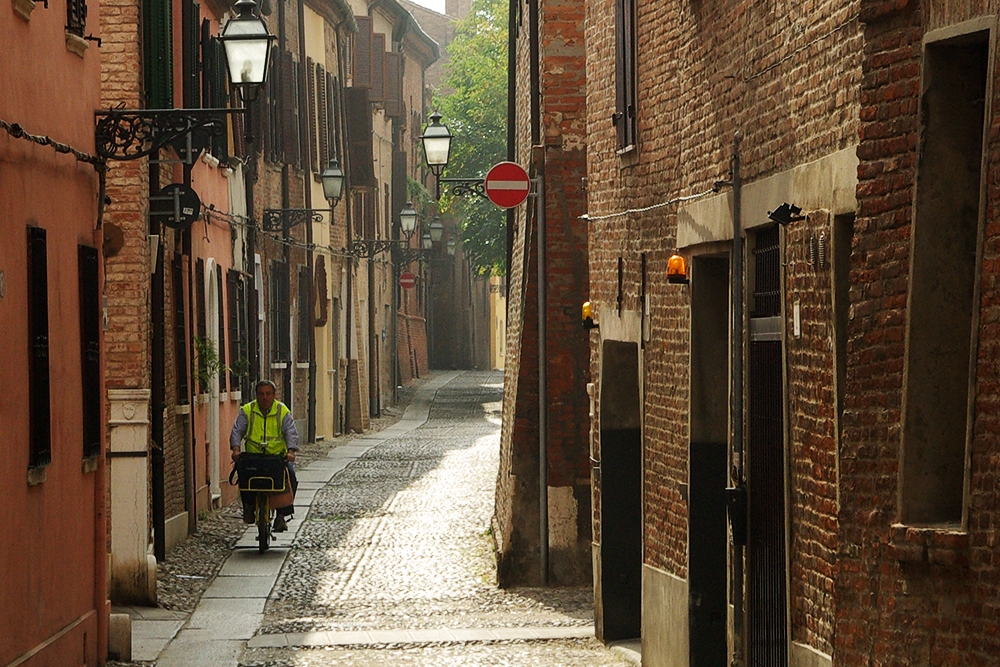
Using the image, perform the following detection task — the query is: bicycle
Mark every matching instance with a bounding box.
[232,453,291,553]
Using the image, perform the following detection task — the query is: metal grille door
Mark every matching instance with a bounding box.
[746,227,788,667]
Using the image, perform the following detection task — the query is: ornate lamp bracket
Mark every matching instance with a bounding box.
[437,177,487,200]
[262,208,327,232]
[94,108,245,162]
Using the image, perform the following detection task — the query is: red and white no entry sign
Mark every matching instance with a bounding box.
[484,161,530,209]
[399,271,416,289]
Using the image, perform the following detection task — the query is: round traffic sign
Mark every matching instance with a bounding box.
[399,271,416,289]
[484,161,530,209]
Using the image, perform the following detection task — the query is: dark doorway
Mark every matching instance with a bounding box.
[598,340,642,641]
[689,256,729,666]
[746,227,788,667]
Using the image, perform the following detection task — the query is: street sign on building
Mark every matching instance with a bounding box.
[399,271,416,289]
[484,161,531,209]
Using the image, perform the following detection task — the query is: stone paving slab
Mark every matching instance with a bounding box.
[201,574,279,598]
[154,638,244,667]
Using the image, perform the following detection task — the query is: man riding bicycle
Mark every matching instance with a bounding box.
[230,380,299,532]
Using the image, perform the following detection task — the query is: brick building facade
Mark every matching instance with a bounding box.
[494,0,592,587]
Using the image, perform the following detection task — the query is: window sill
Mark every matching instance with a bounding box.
[82,456,100,474]
[27,465,47,486]
[270,362,288,369]
[65,32,88,58]
[889,523,969,566]
[295,362,310,369]
[174,403,192,415]
[13,0,35,21]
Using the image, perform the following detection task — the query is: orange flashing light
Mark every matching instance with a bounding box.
[667,253,689,284]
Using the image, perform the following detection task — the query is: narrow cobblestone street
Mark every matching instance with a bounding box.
[118,371,634,667]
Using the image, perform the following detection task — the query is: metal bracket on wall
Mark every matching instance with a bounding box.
[94,108,244,162]
[262,209,327,233]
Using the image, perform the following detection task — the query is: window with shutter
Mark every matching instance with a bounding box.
[317,64,330,169]
[182,0,201,109]
[354,16,373,88]
[385,53,402,118]
[217,266,227,389]
[271,262,291,361]
[143,0,173,109]
[173,255,190,400]
[614,0,637,152]
[79,245,101,459]
[280,51,301,166]
[328,73,341,165]
[307,57,319,173]
[345,86,375,187]
[371,34,386,104]
[67,0,87,37]
[27,227,51,469]
[297,266,310,363]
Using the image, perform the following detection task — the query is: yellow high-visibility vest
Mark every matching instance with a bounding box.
[241,400,291,456]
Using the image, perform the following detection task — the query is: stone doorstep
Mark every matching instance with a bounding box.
[246,625,596,648]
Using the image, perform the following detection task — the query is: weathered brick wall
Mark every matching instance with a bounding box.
[784,212,838,654]
[101,0,150,392]
[835,1,1000,664]
[495,0,591,585]
[585,0,861,646]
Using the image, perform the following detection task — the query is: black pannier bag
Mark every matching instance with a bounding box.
[235,453,287,492]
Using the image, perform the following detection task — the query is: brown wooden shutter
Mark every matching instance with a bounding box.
[173,255,189,399]
[354,15,373,88]
[328,73,340,161]
[182,1,201,109]
[307,57,319,173]
[345,86,376,187]
[317,63,329,169]
[280,50,300,166]
[385,52,402,118]
[371,33,386,104]
[392,149,407,236]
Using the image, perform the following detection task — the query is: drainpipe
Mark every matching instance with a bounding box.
[505,0,516,280]
[729,132,745,667]
[298,0,317,442]
[335,23,355,433]
[528,0,546,587]
[149,160,166,562]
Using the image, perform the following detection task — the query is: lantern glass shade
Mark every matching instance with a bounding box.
[399,202,418,237]
[220,0,273,88]
[422,232,433,250]
[420,111,452,175]
[429,217,445,243]
[321,158,345,202]
[447,238,457,255]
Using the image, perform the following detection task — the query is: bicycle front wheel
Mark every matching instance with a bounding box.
[256,492,270,553]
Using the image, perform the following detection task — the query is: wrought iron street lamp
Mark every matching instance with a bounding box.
[400,202,418,238]
[422,232,433,250]
[321,158,345,206]
[429,217,444,243]
[95,0,275,161]
[220,0,276,101]
[419,111,487,200]
[447,238,457,256]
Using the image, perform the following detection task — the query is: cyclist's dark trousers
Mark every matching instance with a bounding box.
[241,461,298,517]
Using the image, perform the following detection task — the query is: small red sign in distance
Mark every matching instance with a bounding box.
[399,271,416,289]
[484,161,530,209]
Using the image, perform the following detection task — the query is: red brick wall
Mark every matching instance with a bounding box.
[835,1,1000,664]
[495,0,591,585]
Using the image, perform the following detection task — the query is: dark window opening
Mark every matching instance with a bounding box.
[67,0,88,37]
[297,266,311,363]
[271,262,290,361]
[142,0,173,109]
[613,0,637,151]
[28,227,51,469]
[173,255,190,400]
[901,32,988,526]
[79,245,101,459]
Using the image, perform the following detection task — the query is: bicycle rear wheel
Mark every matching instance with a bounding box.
[256,492,270,553]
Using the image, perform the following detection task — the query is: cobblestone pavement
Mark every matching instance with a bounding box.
[244,370,628,666]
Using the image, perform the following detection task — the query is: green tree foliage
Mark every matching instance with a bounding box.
[434,0,508,275]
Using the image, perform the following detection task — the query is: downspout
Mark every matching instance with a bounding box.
[149,160,166,562]
[95,246,109,661]
[336,23,356,433]
[298,0,317,442]
[367,0,381,418]
[729,132,745,667]
[528,0,547,586]
[505,0,516,281]
[278,0,292,403]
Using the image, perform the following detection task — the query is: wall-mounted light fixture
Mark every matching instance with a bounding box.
[321,158,345,207]
[767,202,806,226]
[420,111,488,200]
[667,253,689,284]
[219,0,276,102]
[582,301,599,330]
